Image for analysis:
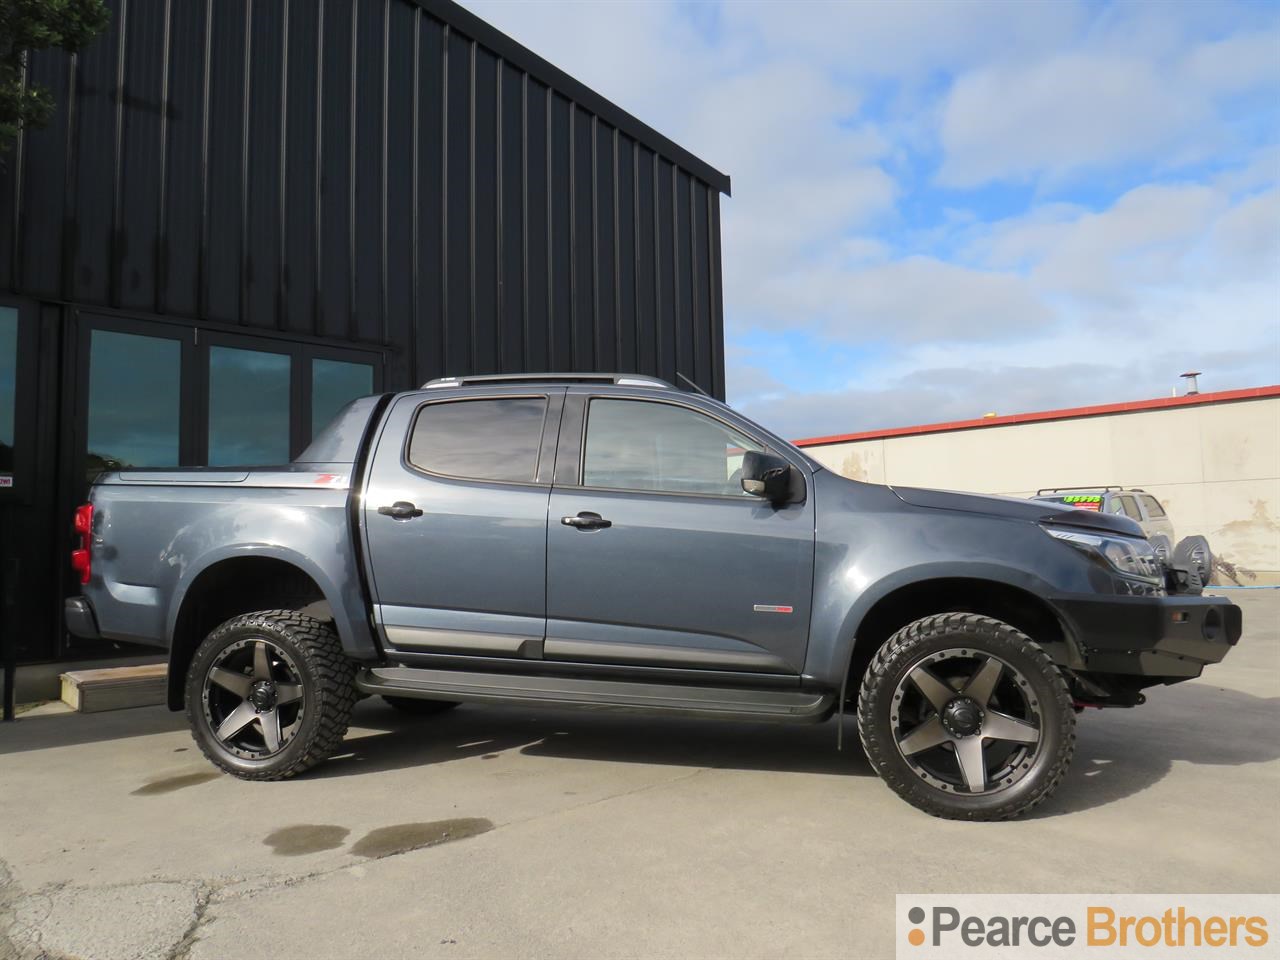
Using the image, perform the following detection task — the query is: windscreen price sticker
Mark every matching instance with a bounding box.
[896,894,1280,959]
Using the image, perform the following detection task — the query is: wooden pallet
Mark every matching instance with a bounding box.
[60,663,168,713]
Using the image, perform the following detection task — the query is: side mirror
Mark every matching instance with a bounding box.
[740,451,793,502]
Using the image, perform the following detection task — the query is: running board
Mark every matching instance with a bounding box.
[356,666,835,723]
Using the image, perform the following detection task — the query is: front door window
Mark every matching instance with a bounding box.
[582,398,763,497]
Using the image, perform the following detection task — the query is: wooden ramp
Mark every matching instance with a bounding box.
[60,663,168,713]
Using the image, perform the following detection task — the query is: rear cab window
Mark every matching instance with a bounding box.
[407,396,549,483]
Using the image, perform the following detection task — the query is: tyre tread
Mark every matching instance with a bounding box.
[186,609,357,781]
[856,612,1075,821]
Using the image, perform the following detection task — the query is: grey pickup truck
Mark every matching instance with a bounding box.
[65,373,1242,820]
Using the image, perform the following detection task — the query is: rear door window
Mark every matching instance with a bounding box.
[1140,495,1166,518]
[408,397,548,483]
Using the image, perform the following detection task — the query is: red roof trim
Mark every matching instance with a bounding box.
[793,385,1280,448]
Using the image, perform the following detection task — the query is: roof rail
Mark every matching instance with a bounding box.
[1035,485,1124,496]
[422,372,675,390]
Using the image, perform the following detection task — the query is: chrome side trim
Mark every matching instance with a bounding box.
[543,637,790,673]
[384,625,532,656]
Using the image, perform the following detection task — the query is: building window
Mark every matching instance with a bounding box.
[87,329,182,472]
[208,345,292,466]
[0,306,15,476]
[312,358,374,437]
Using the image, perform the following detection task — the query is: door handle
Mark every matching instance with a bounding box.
[377,501,423,520]
[561,511,611,530]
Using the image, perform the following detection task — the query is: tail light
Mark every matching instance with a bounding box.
[71,503,93,585]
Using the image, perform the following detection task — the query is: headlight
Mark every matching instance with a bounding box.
[1045,527,1166,593]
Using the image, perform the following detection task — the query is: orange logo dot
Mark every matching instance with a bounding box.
[908,929,925,947]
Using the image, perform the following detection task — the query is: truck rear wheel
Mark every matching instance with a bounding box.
[857,613,1075,821]
[185,610,357,780]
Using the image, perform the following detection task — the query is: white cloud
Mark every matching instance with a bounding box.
[462,0,1279,441]
[939,55,1206,187]
[937,21,1280,187]
[744,254,1051,344]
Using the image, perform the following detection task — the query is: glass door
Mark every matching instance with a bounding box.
[77,314,197,485]
[203,333,294,466]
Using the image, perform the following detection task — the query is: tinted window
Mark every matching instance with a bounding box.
[1117,496,1142,521]
[88,329,181,471]
[313,358,374,437]
[1141,495,1166,518]
[0,307,15,475]
[209,346,291,465]
[408,397,547,482]
[582,399,764,496]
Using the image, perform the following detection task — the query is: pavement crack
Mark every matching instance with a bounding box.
[166,884,213,960]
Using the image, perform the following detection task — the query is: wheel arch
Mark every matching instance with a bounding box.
[840,575,1079,700]
[166,552,335,710]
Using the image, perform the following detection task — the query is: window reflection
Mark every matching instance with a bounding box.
[87,329,181,474]
[408,397,547,482]
[209,345,291,465]
[583,399,762,496]
[312,358,373,437]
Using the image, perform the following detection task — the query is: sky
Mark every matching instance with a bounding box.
[461,0,1280,440]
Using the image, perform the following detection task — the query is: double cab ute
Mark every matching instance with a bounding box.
[66,373,1243,819]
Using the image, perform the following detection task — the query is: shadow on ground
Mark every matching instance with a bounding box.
[6,680,1276,818]
[1034,681,1280,817]
[320,682,1280,817]
[316,699,874,779]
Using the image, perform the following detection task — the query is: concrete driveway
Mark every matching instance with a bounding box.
[2,592,1276,960]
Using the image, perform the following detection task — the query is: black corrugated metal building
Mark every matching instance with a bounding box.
[0,0,730,666]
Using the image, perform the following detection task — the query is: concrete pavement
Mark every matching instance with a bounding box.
[2,591,1276,959]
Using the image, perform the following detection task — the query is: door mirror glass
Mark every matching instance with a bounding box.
[740,450,793,502]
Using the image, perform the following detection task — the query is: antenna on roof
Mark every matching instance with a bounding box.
[1180,371,1202,396]
[675,371,711,398]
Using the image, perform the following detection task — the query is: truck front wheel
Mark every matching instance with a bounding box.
[857,613,1075,820]
[185,610,357,780]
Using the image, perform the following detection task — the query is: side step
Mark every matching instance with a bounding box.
[356,666,835,723]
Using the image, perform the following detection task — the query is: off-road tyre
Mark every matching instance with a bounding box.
[186,610,357,780]
[382,696,460,716]
[1174,535,1214,588]
[857,613,1075,821]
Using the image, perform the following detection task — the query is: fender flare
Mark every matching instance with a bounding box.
[816,562,1077,687]
[165,543,373,658]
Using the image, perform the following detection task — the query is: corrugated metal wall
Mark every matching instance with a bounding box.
[0,0,730,396]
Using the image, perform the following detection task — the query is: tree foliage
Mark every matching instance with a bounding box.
[1,0,110,149]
